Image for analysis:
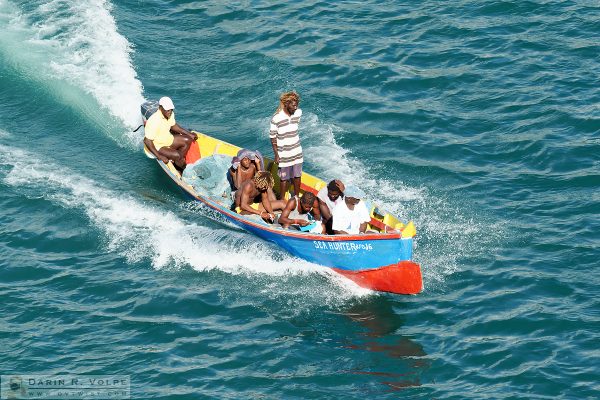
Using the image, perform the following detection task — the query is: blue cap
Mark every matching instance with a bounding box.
[343,185,366,199]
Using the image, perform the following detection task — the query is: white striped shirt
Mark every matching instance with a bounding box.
[269,108,303,168]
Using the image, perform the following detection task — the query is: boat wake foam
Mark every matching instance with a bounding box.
[299,112,507,290]
[0,141,371,300]
[0,0,144,139]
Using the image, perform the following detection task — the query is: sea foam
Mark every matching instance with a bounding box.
[0,0,144,134]
[298,112,507,289]
[0,141,370,300]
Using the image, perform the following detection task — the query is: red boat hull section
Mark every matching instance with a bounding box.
[333,261,423,295]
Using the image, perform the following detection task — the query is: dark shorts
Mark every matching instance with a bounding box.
[278,163,303,180]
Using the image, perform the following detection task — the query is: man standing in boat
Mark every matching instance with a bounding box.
[143,96,197,172]
[269,91,303,200]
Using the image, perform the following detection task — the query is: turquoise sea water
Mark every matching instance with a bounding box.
[1,0,598,398]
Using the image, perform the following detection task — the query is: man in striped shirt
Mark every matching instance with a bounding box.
[270,91,303,200]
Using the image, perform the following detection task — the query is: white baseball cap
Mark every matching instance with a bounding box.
[159,96,174,110]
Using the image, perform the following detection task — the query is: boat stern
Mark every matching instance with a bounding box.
[333,261,423,295]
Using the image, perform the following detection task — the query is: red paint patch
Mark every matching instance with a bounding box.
[333,261,423,295]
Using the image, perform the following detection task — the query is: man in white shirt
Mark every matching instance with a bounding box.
[331,185,371,235]
[317,179,345,234]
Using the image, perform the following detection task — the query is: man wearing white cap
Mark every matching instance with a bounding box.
[143,96,197,171]
[331,185,371,235]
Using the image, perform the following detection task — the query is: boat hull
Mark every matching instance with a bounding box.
[149,137,423,295]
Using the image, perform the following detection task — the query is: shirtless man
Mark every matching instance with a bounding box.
[234,171,287,223]
[278,192,322,230]
[228,149,263,192]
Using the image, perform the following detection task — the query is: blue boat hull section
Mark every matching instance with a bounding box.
[240,221,414,271]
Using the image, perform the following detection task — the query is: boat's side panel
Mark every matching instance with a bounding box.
[234,220,412,271]
[203,203,413,271]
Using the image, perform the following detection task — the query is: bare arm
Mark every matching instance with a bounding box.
[239,185,262,216]
[143,137,169,163]
[233,167,244,190]
[278,198,298,227]
[171,123,197,140]
[359,222,368,234]
[311,198,322,222]
[260,191,275,216]
[318,198,332,222]
[270,138,279,164]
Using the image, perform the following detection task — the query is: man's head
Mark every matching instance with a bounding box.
[236,149,256,169]
[280,91,300,115]
[159,96,174,118]
[326,180,344,202]
[253,171,274,192]
[240,157,252,169]
[299,192,316,213]
[343,185,365,206]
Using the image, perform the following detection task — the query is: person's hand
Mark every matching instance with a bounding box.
[335,179,345,192]
[274,154,280,164]
[297,220,310,227]
[261,211,274,223]
[158,155,169,164]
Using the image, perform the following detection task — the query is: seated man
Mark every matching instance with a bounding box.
[234,171,287,223]
[228,149,264,193]
[143,97,197,171]
[317,179,345,234]
[278,192,322,231]
[331,185,371,235]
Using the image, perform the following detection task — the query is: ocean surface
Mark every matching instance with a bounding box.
[1,0,598,398]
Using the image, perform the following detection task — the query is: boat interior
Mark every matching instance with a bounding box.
[151,131,415,237]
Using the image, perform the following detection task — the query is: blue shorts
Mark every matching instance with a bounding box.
[278,163,302,180]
